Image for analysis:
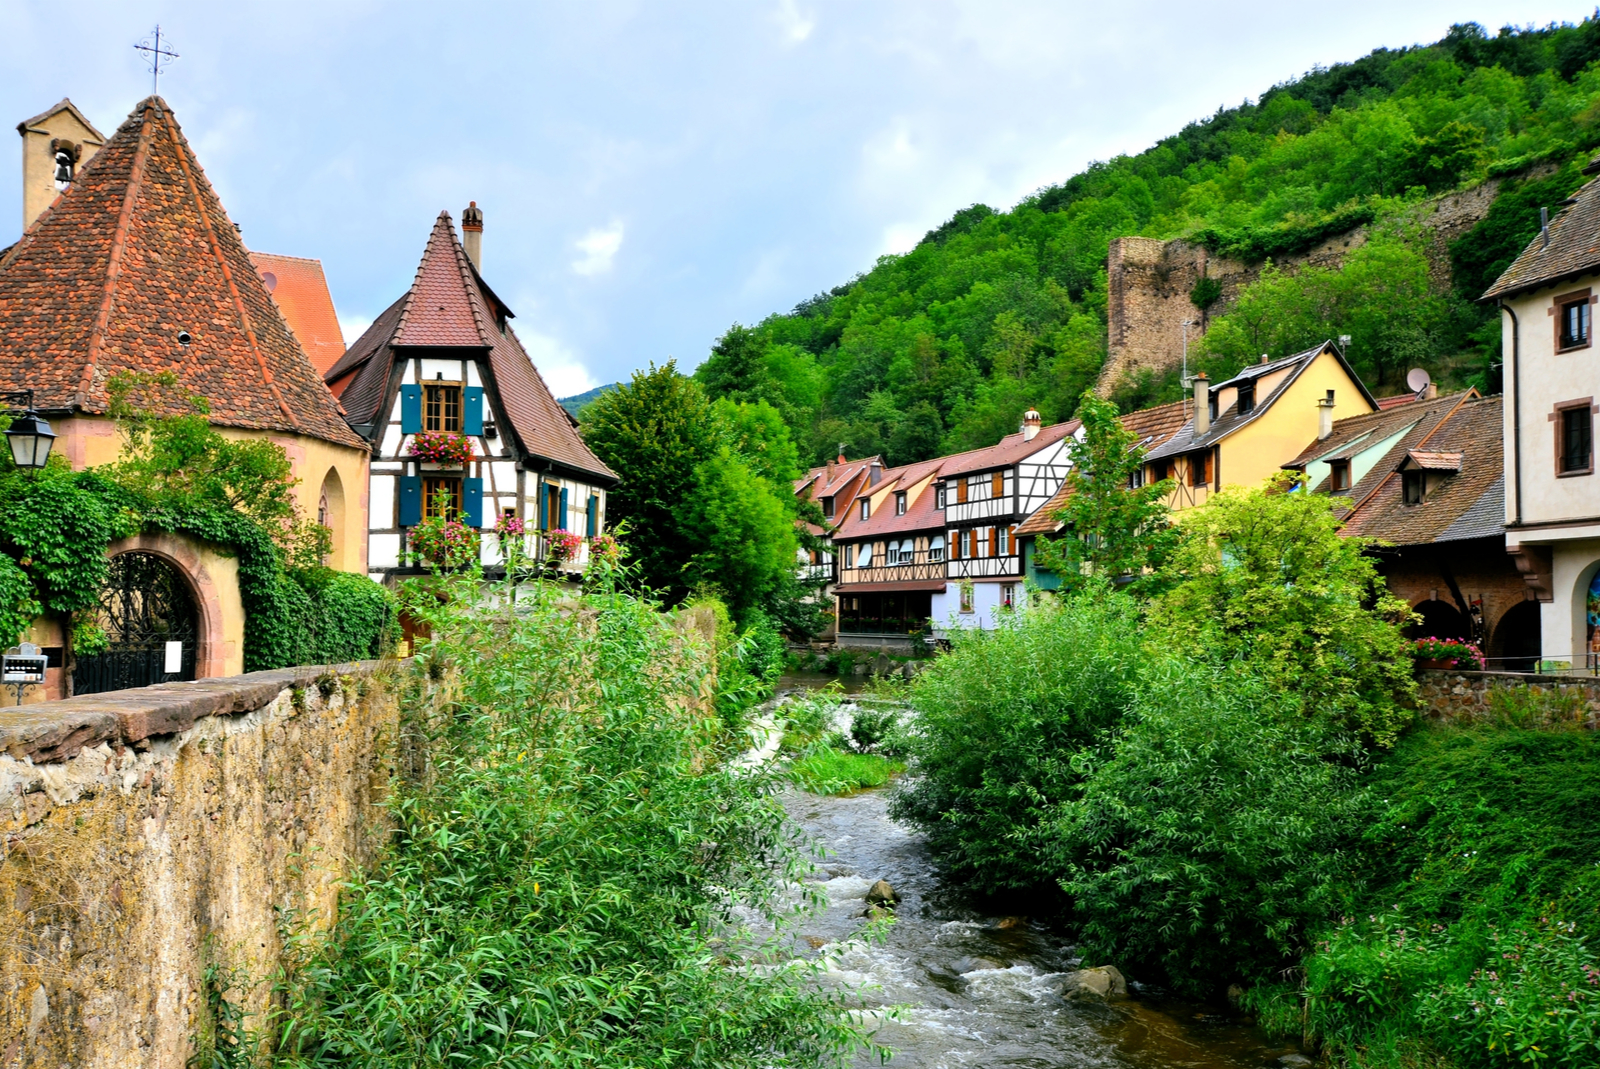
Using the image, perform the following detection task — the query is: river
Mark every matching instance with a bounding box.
[767,689,1308,1069]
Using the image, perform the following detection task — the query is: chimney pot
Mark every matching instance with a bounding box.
[1317,393,1336,440]
[1259,354,1269,364]
[1193,374,1211,436]
[1020,408,1042,441]
[869,460,883,487]
[461,201,484,271]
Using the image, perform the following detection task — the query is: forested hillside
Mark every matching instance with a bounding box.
[696,19,1600,466]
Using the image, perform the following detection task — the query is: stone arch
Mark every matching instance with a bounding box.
[1490,599,1542,673]
[94,532,242,681]
[1409,598,1469,641]
[318,466,348,570]
[1575,558,1600,668]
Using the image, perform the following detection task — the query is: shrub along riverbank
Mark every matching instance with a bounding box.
[890,584,1600,1067]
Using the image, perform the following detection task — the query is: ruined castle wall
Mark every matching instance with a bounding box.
[1097,176,1522,392]
[0,660,429,1069]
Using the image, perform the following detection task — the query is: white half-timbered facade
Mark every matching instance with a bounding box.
[324,209,617,586]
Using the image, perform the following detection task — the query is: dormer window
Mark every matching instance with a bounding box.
[1558,291,1593,352]
[1402,470,1424,505]
[821,496,835,518]
[1236,381,1256,415]
[1329,460,1351,492]
[860,498,870,520]
[936,484,947,509]
[895,491,907,515]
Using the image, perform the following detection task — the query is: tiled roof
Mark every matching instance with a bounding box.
[1406,450,1463,471]
[1283,394,1456,471]
[0,97,364,449]
[1015,400,1188,537]
[832,457,948,541]
[935,420,1076,478]
[249,252,346,377]
[1376,394,1420,410]
[333,212,614,481]
[1145,342,1377,463]
[1483,158,1600,300]
[1337,395,1503,546]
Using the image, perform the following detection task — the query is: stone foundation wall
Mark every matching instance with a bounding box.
[1416,667,1600,728]
[0,659,429,1069]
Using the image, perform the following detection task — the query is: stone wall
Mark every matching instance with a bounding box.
[0,659,429,1068]
[1097,176,1524,393]
[1417,667,1600,728]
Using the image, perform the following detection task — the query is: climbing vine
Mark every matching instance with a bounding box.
[0,373,397,670]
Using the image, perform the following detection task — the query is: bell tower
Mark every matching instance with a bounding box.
[16,98,105,232]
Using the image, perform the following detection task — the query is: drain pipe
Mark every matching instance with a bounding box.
[1501,302,1522,526]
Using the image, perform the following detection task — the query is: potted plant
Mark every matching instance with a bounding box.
[408,512,480,570]
[545,529,584,569]
[1413,636,1487,671]
[407,430,475,468]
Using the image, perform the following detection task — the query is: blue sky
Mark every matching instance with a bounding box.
[3,1,1594,396]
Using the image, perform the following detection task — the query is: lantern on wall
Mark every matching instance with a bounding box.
[1,392,55,471]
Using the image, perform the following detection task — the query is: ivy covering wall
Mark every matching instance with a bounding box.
[0,375,396,675]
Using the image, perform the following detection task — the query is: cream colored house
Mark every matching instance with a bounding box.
[1484,158,1600,670]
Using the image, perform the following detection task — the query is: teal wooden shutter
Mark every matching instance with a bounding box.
[558,488,568,531]
[463,478,483,528]
[400,385,422,434]
[462,386,484,435]
[399,476,421,526]
[537,482,547,530]
[586,494,598,537]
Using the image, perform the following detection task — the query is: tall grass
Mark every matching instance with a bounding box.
[274,569,873,1068]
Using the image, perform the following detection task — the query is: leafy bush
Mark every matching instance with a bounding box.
[888,589,1145,894]
[278,573,872,1067]
[848,704,902,756]
[1149,476,1416,744]
[1053,660,1368,995]
[789,749,904,796]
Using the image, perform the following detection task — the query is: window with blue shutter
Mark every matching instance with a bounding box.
[463,478,483,528]
[537,482,547,531]
[586,494,598,537]
[398,476,422,526]
[558,488,568,531]
[400,385,422,434]
[463,386,484,436]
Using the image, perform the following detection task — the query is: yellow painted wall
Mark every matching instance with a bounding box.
[19,105,104,232]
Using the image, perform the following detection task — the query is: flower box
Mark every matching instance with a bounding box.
[407,430,476,466]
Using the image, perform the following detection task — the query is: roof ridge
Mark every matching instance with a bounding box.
[79,99,157,408]
[17,97,105,139]
[393,213,450,345]
[249,251,325,266]
[159,104,299,429]
[451,220,499,348]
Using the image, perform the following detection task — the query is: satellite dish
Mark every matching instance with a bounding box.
[1406,368,1431,393]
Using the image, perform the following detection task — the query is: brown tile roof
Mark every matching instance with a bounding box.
[1282,391,1464,473]
[1338,395,1504,546]
[1015,400,1188,537]
[1376,393,1420,410]
[249,252,346,377]
[1483,159,1600,300]
[936,419,1076,478]
[832,457,948,541]
[1406,450,1463,472]
[0,97,364,449]
[332,211,614,482]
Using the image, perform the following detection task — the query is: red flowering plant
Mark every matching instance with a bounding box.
[545,529,585,567]
[408,492,480,570]
[589,533,621,564]
[495,513,533,578]
[407,431,475,466]
[1413,636,1487,670]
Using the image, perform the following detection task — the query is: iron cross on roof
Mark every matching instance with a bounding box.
[134,26,179,96]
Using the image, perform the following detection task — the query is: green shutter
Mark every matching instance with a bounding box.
[400,385,422,434]
[558,488,568,531]
[586,494,598,537]
[463,478,483,528]
[399,476,421,526]
[463,386,484,436]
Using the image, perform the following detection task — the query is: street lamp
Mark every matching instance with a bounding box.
[1,391,56,471]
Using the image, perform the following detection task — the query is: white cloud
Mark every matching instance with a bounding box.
[774,0,814,43]
[572,221,625,277]
[337,313,372,344]
[879,223,923,256]
[520,329,598,398]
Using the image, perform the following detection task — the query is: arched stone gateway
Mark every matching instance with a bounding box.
[74,552,199,694]
[1408,598,1470,642]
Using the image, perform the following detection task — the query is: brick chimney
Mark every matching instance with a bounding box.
[868,460,883,487]
[1193,373,1210,436]
[1318,389,1336,440]
[462,201,484,271]
[1021,409,1042,441]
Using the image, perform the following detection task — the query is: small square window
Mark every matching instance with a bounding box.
[1560,298,1593,351]
[821,496,834,518]
[1001,583,1017,610]
[959,584,975,613]
[1329,460,1351,492]
[1190,452,1208,487]
[424,384,462,432]
[1237,382,1255,415]
[895,491,907,515]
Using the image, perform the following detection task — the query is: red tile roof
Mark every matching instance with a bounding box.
[249,252,346,377]
[0,97,363,449]
[329,211,614,482]
[832,457,948,541]
[1015,400,1187,537]
[935,420,1075,478]
[1376,394,1419,410]
[1483,156,1600,300]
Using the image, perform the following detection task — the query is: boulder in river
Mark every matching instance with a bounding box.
[865,879,900,906]
[1060,965,1127,1001]
[1277,1056,1313,1069]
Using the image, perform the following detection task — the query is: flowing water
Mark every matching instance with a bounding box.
[764,689,1308,1068]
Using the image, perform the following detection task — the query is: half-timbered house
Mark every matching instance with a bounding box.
[828,456,948,643]
[324,208,616,585]
[793,453,880,638]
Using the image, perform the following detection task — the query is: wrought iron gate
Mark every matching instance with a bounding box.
[73,551,198,695]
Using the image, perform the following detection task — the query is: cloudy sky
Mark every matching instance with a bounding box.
[3,1,1593,396]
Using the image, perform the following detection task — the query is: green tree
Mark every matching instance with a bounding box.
[580,363,723,604]
[1036,391,1178,596]
[1148,474,1417,744]
[676,448,799,621]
